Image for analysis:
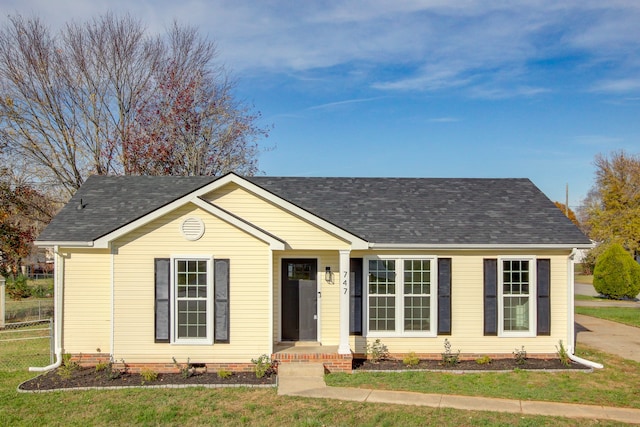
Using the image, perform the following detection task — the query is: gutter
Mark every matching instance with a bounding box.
[29,245,63,372]
[567,248,603,370]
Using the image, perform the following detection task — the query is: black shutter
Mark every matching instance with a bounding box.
[536,259,551,336]
[483,259,498,336]
[437,258,452,335]
[214,259,230,343]
[349,258,363,335]
[154,258,170,343]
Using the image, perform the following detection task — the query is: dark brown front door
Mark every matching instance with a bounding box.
[282,259,317,341]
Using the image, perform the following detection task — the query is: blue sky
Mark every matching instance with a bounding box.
[3,1,640,209]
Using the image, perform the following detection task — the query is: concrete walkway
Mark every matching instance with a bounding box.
[277,363,640,424]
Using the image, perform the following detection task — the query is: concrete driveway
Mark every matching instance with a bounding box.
[574,280,640,362]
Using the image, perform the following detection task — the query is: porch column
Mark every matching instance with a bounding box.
[338,250,351,354]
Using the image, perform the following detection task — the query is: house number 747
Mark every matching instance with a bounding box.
[343,271,348,294]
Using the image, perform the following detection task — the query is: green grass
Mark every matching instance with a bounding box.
[574,273,593,285]
[0,369,620,427]
[327,345,640,409]
[0,338,632,425]
[576,306,640,328]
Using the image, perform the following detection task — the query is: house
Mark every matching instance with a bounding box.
[34,173,592,373]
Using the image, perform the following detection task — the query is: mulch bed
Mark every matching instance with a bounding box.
[19,367,277,391]
[353,358,591,371]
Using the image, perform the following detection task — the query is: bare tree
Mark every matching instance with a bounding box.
[0,14,269,199]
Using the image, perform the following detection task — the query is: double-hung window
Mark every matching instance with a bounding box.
[172,256,214,344]
[499,258,536,337]
[365,257,436,337]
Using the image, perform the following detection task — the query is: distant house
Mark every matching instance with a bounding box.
[35,173,591,372]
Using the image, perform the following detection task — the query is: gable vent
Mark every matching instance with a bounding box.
[180,217,205,241]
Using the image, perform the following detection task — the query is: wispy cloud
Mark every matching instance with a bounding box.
[306,97,386,111]
[590,78,640,93]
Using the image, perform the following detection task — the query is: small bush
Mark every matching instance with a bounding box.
[217,369,232,379]
[513,346,527,365]
[593,243,640,300]
[556,340,571,367]
[441,339,460,366]
[140,369,158,383]
[95,361,109,372]
[172,357,194,378]
[251,354,275,378]
[475,355,492,365]
[6,275,30,300]
[57,353,80,379]
[366,339,389,363]
[30,282,54,298]
[402,352,420,367]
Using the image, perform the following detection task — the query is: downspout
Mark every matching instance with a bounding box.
[29,246,64,372]
[567,248,603,369]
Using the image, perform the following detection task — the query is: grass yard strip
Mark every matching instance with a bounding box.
[326,345,640,409]
[576,306,640,328]
[0,371,623,426]
[574,273,593,285]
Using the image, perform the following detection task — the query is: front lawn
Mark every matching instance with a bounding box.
[326,345,640,409]
[4,370,620,426]
[576,306,640,328]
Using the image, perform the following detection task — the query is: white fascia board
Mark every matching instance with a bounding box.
[190,197,285,250]
[34,241,94,248]
[368,243,594,250]
[200,174,369,250]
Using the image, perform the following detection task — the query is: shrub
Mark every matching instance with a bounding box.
[172,357,194,378]
[6,275,30,300]
[513,346,527,365]
[441,339,460,366]
[366,339,389,363]
[57,353,79,379]
[556,340,571,367]
[140,369,158,383]
[217,369,232,379]
[593,243,640,299]
[475,355,492,365]
[251,354,275,378]
[402,352,420,367]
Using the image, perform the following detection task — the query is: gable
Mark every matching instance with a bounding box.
[205,183,352,250]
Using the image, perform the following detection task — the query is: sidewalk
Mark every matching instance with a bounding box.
[277,363,640,424]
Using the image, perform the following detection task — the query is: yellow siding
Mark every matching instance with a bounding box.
[111,203,272,364]
[206,183,350,250]
[61,248,112,354]
[350,250,572,356]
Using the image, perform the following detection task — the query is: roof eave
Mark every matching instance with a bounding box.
[34,240,94,248]
[368,243,594,250]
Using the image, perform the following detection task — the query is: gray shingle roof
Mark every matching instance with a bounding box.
[37,174,591,246]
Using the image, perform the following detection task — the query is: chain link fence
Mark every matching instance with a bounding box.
[4,299,54,323]
[0,319,54,371]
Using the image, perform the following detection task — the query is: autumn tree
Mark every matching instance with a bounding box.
[554,201,580,227]
[582,151,640,256]
[122,24,266,176]
[0,14,268,200]
[0,169,54,275]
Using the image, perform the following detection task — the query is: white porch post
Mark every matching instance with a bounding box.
[338,250,351,354]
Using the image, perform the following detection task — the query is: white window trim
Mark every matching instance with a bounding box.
[170,255,214,345]
[498,256,537,338]
[363,255,438,338]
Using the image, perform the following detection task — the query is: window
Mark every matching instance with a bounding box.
[365,257,436,337]
[172,257,214,344]
[499,258,536,336]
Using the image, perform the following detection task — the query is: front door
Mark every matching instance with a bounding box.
[281,259,318,341]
